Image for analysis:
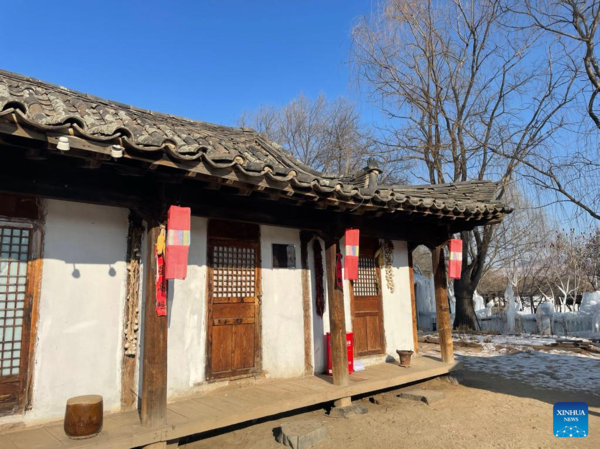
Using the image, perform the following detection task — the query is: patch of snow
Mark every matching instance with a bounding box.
[453,333,569,347]
[424,334,600,394]
[456,350,600,393]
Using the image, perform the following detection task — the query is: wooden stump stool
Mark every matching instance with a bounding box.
[64,395,103,440]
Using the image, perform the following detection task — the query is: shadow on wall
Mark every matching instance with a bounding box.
[3,196,130,278]
[70,263,118,278]
[42,200,131,265]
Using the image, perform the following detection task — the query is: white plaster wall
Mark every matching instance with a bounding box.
[309,237,329,374]
[29,200,128,421]
[260,226,304,379]
[0,202,416,426]
[381,240,415,355]
[166,217,208,398]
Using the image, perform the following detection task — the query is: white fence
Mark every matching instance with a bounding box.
[415,274,600,337]
[478,312,594,336]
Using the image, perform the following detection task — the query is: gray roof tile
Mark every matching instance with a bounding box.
[0,69,511,220]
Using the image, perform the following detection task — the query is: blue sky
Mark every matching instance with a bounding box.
[1,1,377,126]
[1,0,592,227]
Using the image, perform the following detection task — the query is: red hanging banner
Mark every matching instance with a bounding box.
[344,229,360,280]
[448,239,463,280]
[155,247,167,316]
[165,206,191,280]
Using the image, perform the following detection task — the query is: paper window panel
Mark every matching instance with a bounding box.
[213,246,256,298]
[353,257,379,297]
[0,226,29,377]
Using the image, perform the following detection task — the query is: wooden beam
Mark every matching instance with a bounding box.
[140,218,168,428]
[324,236,349,387]
[300,231,314,376]
[431,243,454,363]
[407,245,419,354]
[0,132,506,227]
[0,144,498,244]
[0,151,441,244]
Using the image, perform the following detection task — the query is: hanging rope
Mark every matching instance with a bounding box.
[313,239,325,317]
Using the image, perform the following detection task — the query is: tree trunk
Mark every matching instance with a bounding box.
[452,229,491,331]
[453,281,477,330]
[530,296,535,314]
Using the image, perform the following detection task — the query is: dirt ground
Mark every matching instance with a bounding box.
[180,342,600,449]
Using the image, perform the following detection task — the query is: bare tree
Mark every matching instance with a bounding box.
[513,0,600,127]
[581,228,600,290]
[482,187,555,311]
[482,221,600,312]
[352,0,575,329]
[239,93,407,181]
[499,1,600,223]
[538,228,587,311]
[516,150,600,223]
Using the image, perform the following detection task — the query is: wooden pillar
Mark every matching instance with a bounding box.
[431,243,454,363]
[300,231,314,376]
[324,236,349,387]
[407,245,419,354]
[140,219,168,428]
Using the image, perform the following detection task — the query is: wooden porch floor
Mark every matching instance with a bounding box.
[0,356,461,449]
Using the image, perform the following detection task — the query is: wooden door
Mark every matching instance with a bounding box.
[350,237,385,357]
[206,220,261,380]
[0,224,38,415]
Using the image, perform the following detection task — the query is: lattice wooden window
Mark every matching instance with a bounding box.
[353,257,379,297]
[213,246,256,298]
[0,226,29,377]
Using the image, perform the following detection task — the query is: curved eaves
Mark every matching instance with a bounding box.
[0,69,511,221]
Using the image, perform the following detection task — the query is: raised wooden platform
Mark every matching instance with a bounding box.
[0,356,461,449]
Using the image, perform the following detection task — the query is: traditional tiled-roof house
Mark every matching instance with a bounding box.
[0,70,510,448]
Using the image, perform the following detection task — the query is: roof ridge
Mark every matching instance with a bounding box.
[0,68,511,219]
[0,68,232,131]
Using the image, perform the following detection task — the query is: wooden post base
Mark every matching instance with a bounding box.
[334,397,352,408]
